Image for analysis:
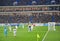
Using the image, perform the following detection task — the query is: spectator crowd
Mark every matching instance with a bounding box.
[0,13,60,23]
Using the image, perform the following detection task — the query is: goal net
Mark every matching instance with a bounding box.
[48,22,56,31]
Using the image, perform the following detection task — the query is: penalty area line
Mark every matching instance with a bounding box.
[42,30,49,41]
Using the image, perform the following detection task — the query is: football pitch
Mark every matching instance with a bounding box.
[0,25,60,41]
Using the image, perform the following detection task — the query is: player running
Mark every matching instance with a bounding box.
[4,26,7,37]
[28,24,33,32]
[13,28,17,37]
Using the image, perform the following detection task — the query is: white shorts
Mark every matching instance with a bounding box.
[14,31,16,36]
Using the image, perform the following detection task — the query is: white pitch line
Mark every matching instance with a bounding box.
[42,30,49,41]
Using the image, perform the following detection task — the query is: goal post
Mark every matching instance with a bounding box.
[48,22,56,31]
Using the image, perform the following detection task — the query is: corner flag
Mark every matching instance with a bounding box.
[37,34,40,38]
[37,33,40,41]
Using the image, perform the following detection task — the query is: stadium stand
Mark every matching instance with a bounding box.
[0,12,60,23]
[0,0,60,23]
[0,0,60,6]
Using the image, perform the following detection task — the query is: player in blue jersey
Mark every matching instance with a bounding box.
[4,25,7,37]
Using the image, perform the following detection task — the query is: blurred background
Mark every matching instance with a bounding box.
[0,0,60,6]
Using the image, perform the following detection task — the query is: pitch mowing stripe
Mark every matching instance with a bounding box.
[42,31,49,41]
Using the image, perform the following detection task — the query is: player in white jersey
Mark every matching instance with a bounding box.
[8,23,12,32]
[13,28,17,37]
[28,24,33,32]
[15,25,18,29]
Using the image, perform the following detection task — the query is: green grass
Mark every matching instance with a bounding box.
[44,26,60,41]
[0,25,60,41]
